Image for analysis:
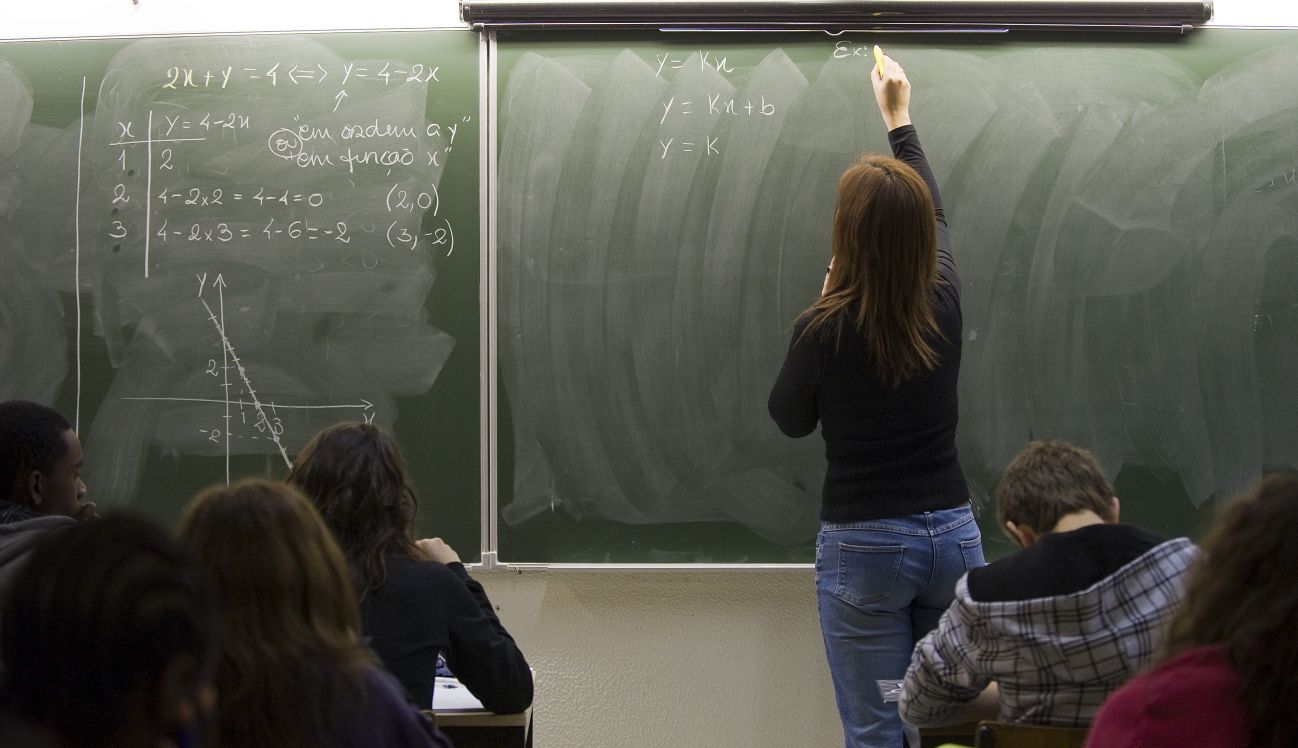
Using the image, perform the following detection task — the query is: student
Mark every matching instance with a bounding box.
[0,514,216,748]
[767,51,983,747]
[900,440,1199,729]
[0,401,97,591]
[288,422,533,713]
[178,479,451,748]
[1085,472,1298,748]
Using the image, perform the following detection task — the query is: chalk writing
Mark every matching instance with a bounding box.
[832,41,880,60]
[49,35,470,504]
[659,94,776,123]
[106,78,466,268]
[151,187,328,208]
[649,49,785,160]
[160,112,252,134]
[162,61,440,89]
[1259,167,1297,191]
[658,137,721,158]
[197,273,292,468]
[655,50,735,77]
[0,31,474,523]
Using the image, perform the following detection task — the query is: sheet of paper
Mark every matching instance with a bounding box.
[432,677,486,712]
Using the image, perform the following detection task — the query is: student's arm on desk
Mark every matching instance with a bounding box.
[900,601,1000,727]
[415,538,533,714]
[440,563,534,714]
[905,679,1000,728]
[953,683,1000,724]
[432,678,532,722]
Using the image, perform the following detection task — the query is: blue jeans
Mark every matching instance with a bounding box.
[816,503,985,748]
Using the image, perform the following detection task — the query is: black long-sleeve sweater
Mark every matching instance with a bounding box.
[361,556,533,714]
[768,125,968,522]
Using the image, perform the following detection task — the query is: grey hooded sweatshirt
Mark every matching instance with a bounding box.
[0,512,74,594]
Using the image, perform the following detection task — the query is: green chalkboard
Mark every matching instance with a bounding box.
[0,31,482,558]
[494,29,1298,564]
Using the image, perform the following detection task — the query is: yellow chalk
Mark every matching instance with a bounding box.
[873,45,884,79]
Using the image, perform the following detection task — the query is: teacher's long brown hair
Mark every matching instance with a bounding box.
[798,153,941,389]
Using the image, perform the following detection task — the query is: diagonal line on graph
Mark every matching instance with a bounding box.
[198,294,292,469]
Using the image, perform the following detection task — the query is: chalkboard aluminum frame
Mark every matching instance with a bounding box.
[481,30,500,570]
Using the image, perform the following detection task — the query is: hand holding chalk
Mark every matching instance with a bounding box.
[870,48,912,131]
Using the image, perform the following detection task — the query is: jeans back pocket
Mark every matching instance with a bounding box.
[834,543,905,608]
[959,536,986,572]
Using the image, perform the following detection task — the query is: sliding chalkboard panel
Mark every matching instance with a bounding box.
[0,31,481,555]
[495,29,1298,564]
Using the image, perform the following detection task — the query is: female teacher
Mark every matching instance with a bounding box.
[768,51,984,748]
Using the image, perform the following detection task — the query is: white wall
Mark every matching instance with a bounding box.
[478,569,840,747]
[6,2,1297,747]
[6,0,466,39]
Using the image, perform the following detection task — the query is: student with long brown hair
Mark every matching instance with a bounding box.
[287,422,532,714]
[0,514,215,748]
[178,479,450,748]
[1086,472,1298,748]
[769,51,983,748]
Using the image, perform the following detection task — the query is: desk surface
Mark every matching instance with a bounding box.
[423,681,533,748]
[428,677,532,727]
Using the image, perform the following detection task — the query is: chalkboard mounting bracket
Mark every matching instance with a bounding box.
[477,551,502,571]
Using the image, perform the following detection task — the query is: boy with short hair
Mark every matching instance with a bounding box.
[899,440,1199,728]
[0,400,97,591]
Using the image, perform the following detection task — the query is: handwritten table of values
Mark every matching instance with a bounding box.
[0,31,482,545]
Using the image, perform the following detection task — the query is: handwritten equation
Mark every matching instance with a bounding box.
[163,61,441,89]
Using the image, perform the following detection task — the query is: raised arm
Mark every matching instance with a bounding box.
[871,48,912,133]
[870,50,956,293]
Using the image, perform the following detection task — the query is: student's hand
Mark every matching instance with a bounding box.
[416,537,461,565]
[871,52,913,131]
[74,501,99,521]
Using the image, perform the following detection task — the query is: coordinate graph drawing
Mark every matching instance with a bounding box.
[121,272,385,482]
[195,273,290,474]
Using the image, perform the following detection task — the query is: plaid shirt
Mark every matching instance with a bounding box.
[900,537,1199,728]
